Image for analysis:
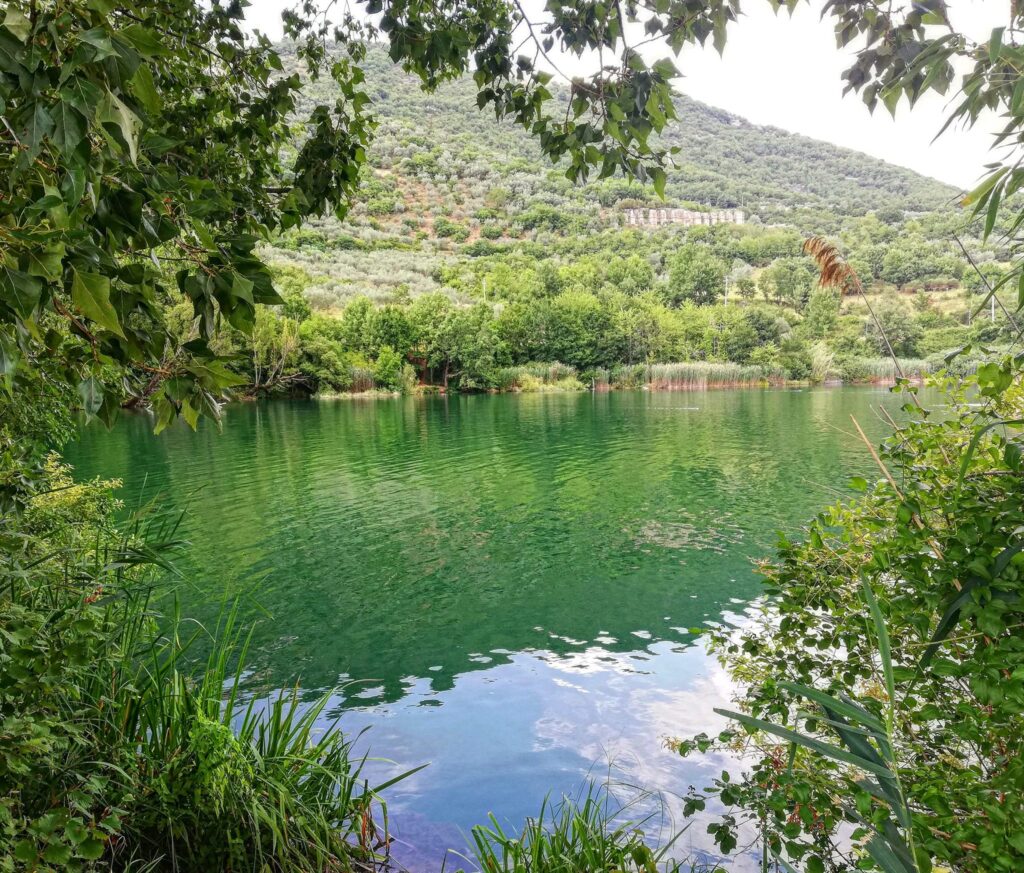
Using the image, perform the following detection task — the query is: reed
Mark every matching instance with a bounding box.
[609,363,647,390]
[349,364,376,393]
[645,361,782,390]
[493,362,585,392]
[838,357,933,383]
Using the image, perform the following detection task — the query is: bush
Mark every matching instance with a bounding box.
[677,367,1024,872]
[374,345,404,389]
[434,217,470,240]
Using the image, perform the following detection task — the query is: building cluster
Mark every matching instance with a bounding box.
[623,207,745,228]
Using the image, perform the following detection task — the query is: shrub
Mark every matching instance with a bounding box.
[374,345,404,389]
[435,217,470,240]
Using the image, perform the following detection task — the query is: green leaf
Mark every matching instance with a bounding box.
[53,98,87,155]
[26,244,65,282]
[2,8,31,42]
[78,377,103,419]
[64,819,88,846]
[860,578,894,703]
[78,27,118,60]
[42,842,72,865]
[984,180,1002,239]
[0,265,43,318]
[962,166,1009,208]
[96,90,140,163]
[25,103,54,149]
[651,167,666,199]
[130,63,161,114]
[781,681,885,734]
[714,709,896,779]
[865,832,916,873]
[61,77,103,116]
[231,273,255,305]
[13,840,36,862]
[118,23,168,57]
[71,269,124,337]
[0,329,19,381]
[989,26,1005,62]
[78,837,105,861]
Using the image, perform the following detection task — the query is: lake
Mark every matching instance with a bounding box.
[65,387,910,870]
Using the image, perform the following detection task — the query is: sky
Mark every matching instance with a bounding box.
[241,0,1010,189]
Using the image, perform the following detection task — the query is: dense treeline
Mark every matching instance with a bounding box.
[241,217,1011,394]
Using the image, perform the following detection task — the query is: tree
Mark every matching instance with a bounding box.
[367,305,414,358]
[757,257,817,308]
[801,288,841,339]
[665,247,726,307]
[881,243,924,290]
[249,309,301,393]
[864,295,922,357]
[0,2,373,444]
[339,296,374,354]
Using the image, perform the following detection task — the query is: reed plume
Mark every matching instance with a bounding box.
[803,235,862,294]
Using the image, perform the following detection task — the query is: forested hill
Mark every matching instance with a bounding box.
[286,43,958,228]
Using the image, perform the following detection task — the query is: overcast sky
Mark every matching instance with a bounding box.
[242,1,1009,190]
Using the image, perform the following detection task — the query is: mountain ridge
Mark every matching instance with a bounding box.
[285,43,960,231]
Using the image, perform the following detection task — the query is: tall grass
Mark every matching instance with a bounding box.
[349,364,376,392]
[493,362,585,392]
[837,357,933,383]
[3,473,405,871]
[609,363,647,390]
[113,604,408,872]
[644,362,782,390]
[456,784,699,873]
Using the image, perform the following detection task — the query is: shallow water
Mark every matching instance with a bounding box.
[65,387,913,869]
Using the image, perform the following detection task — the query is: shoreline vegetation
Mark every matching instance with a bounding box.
[286,357,953,400]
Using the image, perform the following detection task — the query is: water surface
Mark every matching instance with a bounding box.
[66,388,909,869]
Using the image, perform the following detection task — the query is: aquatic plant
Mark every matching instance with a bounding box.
[837,357,932,383]
[458,784,695,873]
[492,362,585,392]
[645,362,782,390]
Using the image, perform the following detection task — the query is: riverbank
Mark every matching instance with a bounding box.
[280,354,956,401]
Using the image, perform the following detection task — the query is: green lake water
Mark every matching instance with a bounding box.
[65,387,914,870]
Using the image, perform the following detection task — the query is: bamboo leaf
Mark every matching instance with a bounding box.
[861,578,894,704]
[714,709,896,779]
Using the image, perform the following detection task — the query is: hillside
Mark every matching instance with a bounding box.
[284,43,959,236]
[245,43,1014,395]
